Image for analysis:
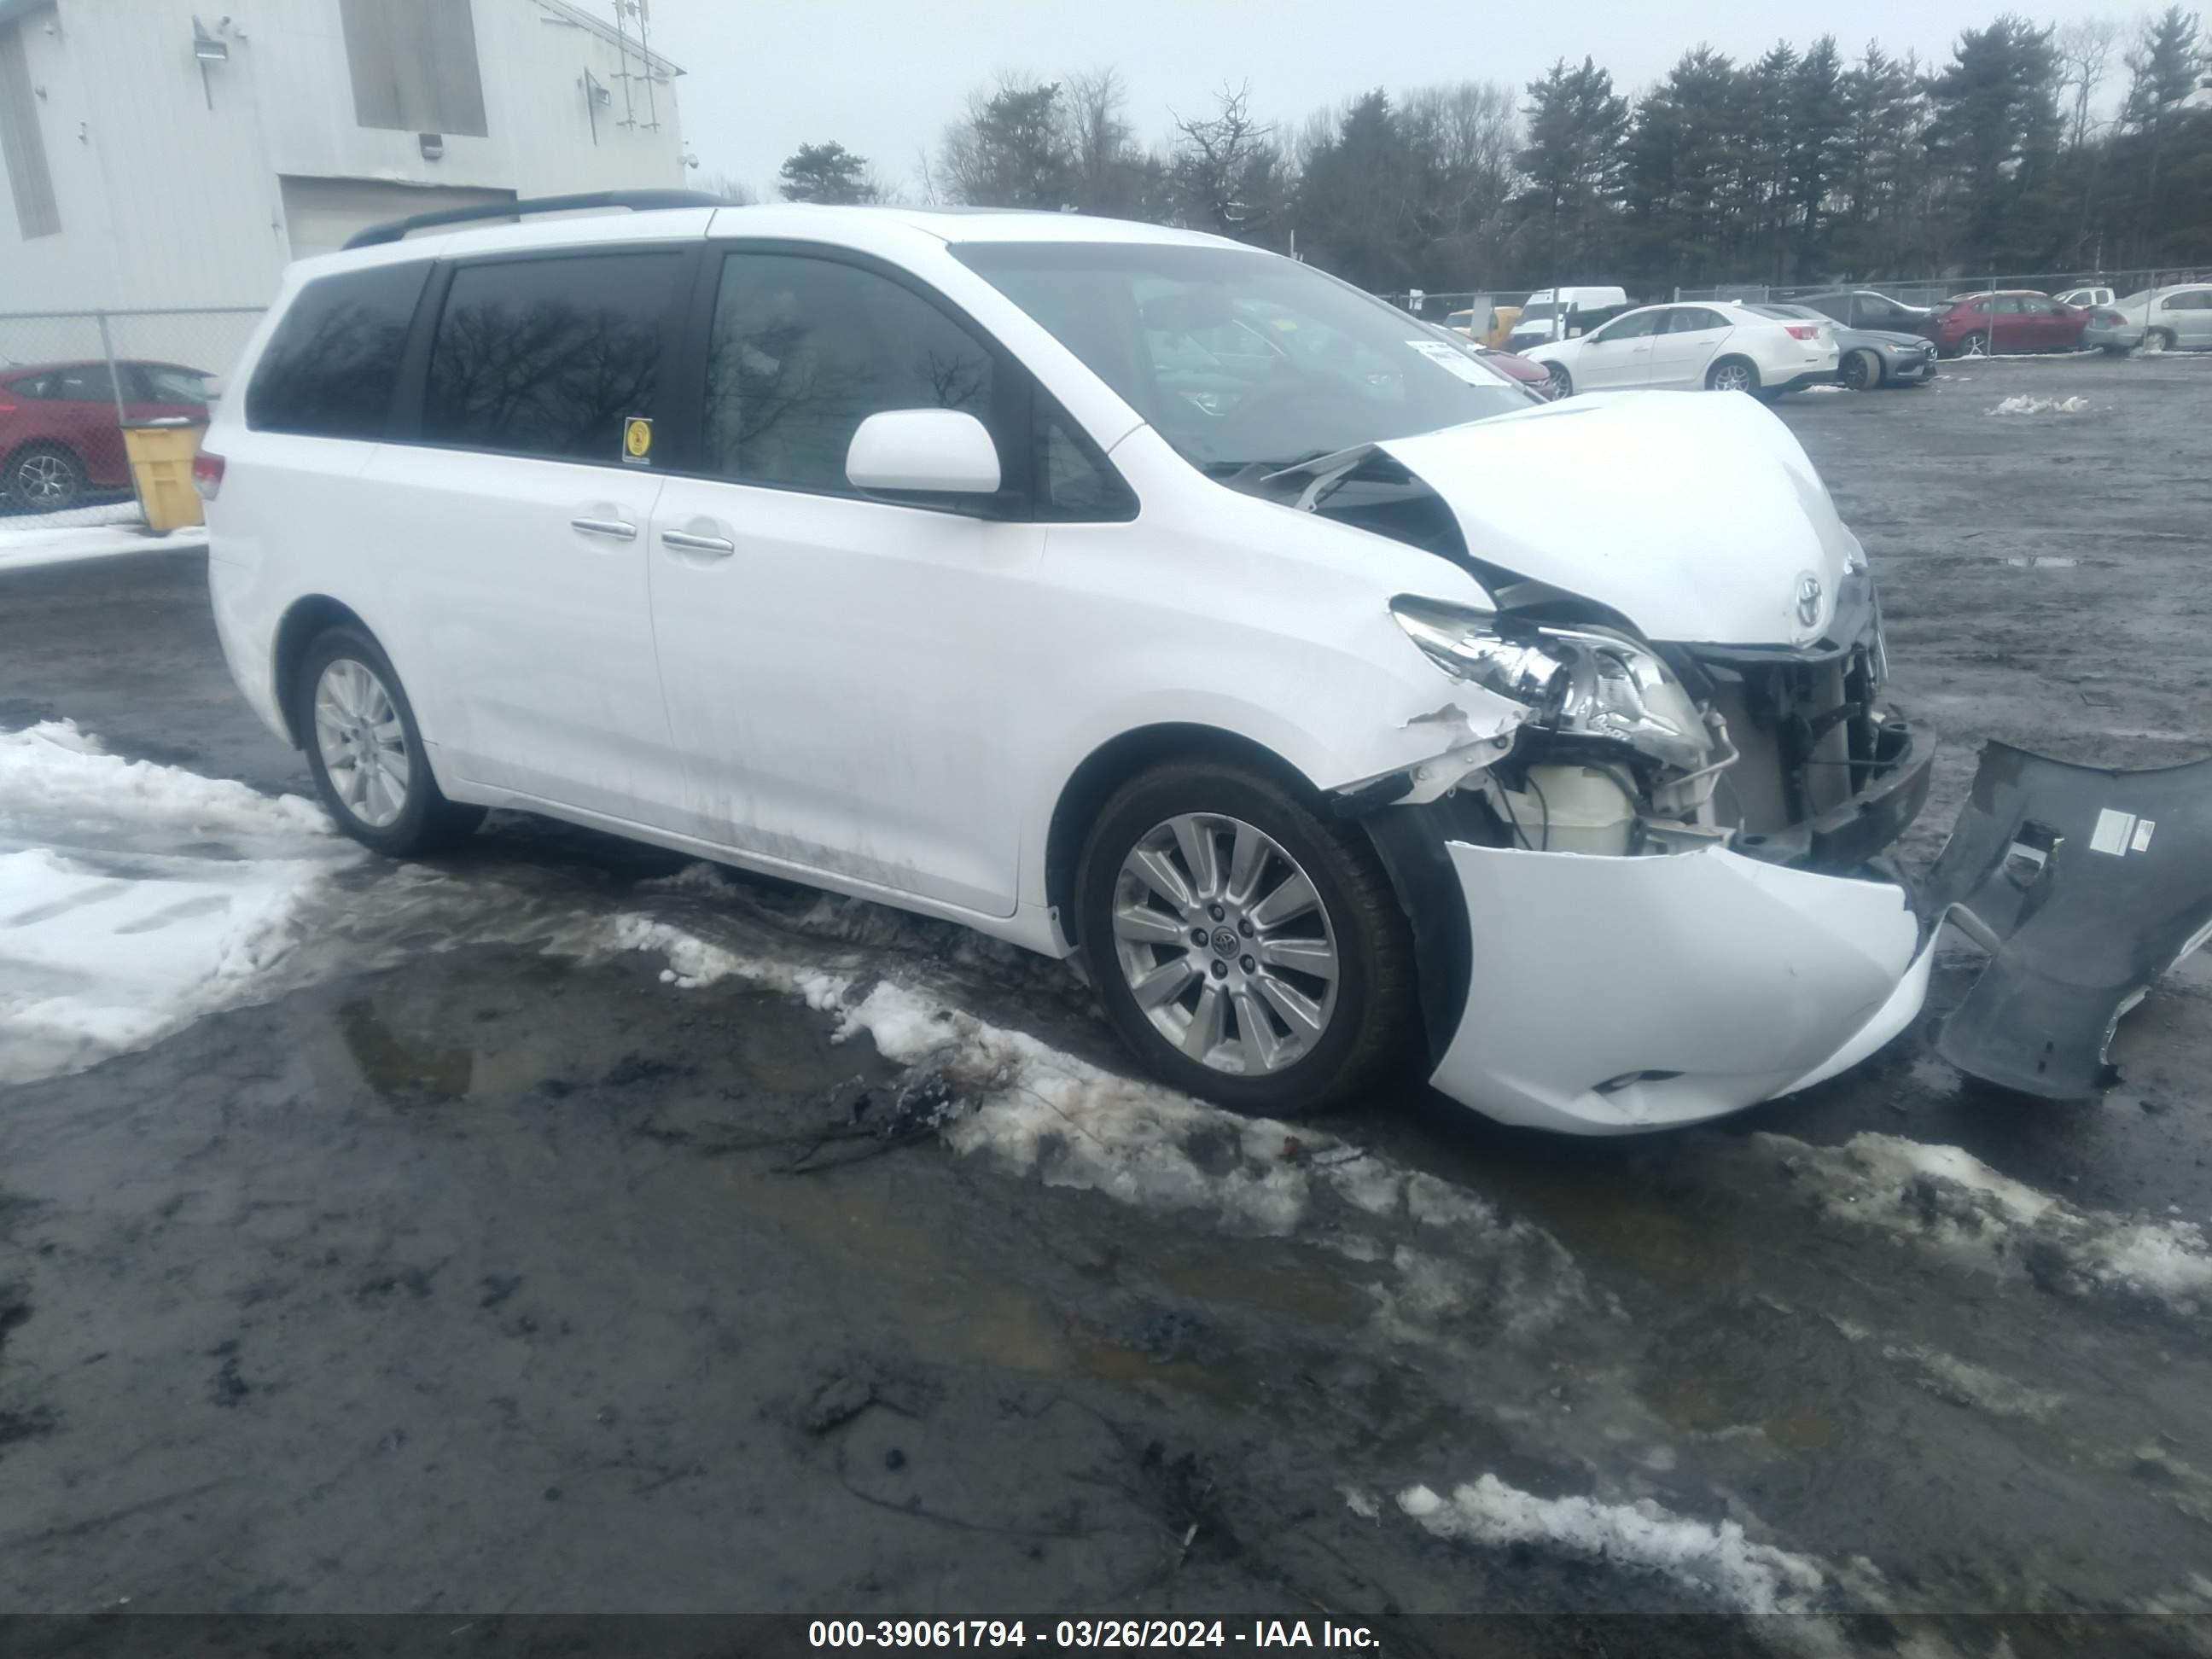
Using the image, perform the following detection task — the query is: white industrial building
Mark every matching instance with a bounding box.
[0,0,688,319]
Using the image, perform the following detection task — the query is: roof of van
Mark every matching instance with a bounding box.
[295,203,1244,276]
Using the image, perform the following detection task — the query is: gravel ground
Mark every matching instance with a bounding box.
[2,352,2210,1653]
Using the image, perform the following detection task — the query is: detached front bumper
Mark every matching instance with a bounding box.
[1364,723,1937,1136]
[1426,841,1931,1133]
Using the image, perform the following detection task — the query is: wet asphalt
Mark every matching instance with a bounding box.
[2,353,2209,1651]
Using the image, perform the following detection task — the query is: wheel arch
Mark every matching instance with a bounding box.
[1708,352,1760,389]
[1044,723,1313,949]
[271,595,375,748]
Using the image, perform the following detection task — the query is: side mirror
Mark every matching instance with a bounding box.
[845,409,1001,498]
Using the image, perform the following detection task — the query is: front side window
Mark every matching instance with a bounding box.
[248,262,428,439]
[423,252,684,463]
[702,252,996,495]
[46,365,118,403]
[957,242,1527,474]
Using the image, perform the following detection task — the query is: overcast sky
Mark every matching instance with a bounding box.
[643,0,2147,201]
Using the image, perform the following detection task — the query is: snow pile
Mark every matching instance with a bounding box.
[1800,383,1848,394]
[0,719,329,853]
[0,520,206,573]
[1390,1476,1842,1615]
[1759,1132,2212,1313]
[594,912,1591,1321]
[637,861,1067,993]
[0,720,351,1086]
[1988,394,2090,415]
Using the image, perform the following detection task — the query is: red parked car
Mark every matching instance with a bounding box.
[1920,292,2091,358]
[1474,344,1559,399]
[0,359,212,514]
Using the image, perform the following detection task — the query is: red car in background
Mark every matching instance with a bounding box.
[0,360,212,514]
[1920,292,2091,358]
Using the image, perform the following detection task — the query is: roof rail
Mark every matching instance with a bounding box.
[340,189,728,251]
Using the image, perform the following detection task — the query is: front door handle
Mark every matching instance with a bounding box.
[571,516,637,540]
[661,529,736,556]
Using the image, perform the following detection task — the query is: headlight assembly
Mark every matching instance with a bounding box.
[1390,597,1712,773]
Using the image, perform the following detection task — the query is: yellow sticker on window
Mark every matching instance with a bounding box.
[622,416,653,463]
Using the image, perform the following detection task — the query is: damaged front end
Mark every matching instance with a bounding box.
[1252,417,1941,1132]
[1357,579,1937,1132]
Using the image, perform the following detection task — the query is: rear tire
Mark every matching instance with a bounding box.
[1075,760,1417,1118]
[2145,329,2176,354]
[294,626,485,858]
[1706,357,1760,394]
[1956,331,1990,358]
[4,443,86,513]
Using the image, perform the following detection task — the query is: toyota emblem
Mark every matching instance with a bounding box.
[1795,573,1824,628]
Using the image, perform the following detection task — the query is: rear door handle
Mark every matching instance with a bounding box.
[571,517,637,540]
[661,529,736,556]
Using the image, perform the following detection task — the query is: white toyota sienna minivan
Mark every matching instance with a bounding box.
[201,195,1936,1134]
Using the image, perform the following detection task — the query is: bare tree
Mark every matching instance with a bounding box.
[696,171,758,205]
[2055,16,2122,151]
[1062,67,1142,213]
[1167,82,1285,236]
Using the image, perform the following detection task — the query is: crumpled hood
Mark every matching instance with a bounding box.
[1374,392,1860,646]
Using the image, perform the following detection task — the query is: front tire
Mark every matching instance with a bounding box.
[1075,760,1417,1118]
[5,443,86,513]
[1706,357,1760,394]
[1841,349,1883,391]
[294,626,484,857]
[1545,362,1574,398]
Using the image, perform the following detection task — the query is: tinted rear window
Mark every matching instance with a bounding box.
[422,251,685,463]
[247,263,428,439]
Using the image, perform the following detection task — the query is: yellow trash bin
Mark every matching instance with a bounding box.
[121,421,207,533]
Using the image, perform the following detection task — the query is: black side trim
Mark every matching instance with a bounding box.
[340,190,724,250]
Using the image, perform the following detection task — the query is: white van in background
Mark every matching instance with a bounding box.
[1507,286,1630,351]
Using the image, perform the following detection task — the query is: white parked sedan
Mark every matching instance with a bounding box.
[1521,300,1840,399]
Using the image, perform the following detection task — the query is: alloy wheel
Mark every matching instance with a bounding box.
[312,658,413,830]
[1711,363,1753,393]
[1110,813,1340,1077]
[1841,351,1874,390]
[2145,329,2174,355]
[1960,332,1990,358]
[14,451,78,506]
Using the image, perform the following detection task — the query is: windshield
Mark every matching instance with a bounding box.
[955,242,1528,473]
[1516,301,1563,322]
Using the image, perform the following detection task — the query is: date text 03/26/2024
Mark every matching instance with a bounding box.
[807,1622,1382,1650]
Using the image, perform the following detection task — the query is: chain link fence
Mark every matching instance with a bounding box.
[0,307,263,535]
[1671,268,2206,307]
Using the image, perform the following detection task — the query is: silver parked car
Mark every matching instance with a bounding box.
[1749,303,1936,390]
[2114,284,2212,353]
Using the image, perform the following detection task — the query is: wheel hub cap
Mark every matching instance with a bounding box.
[1109,812,1341,1077]
[312,658,411,830]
